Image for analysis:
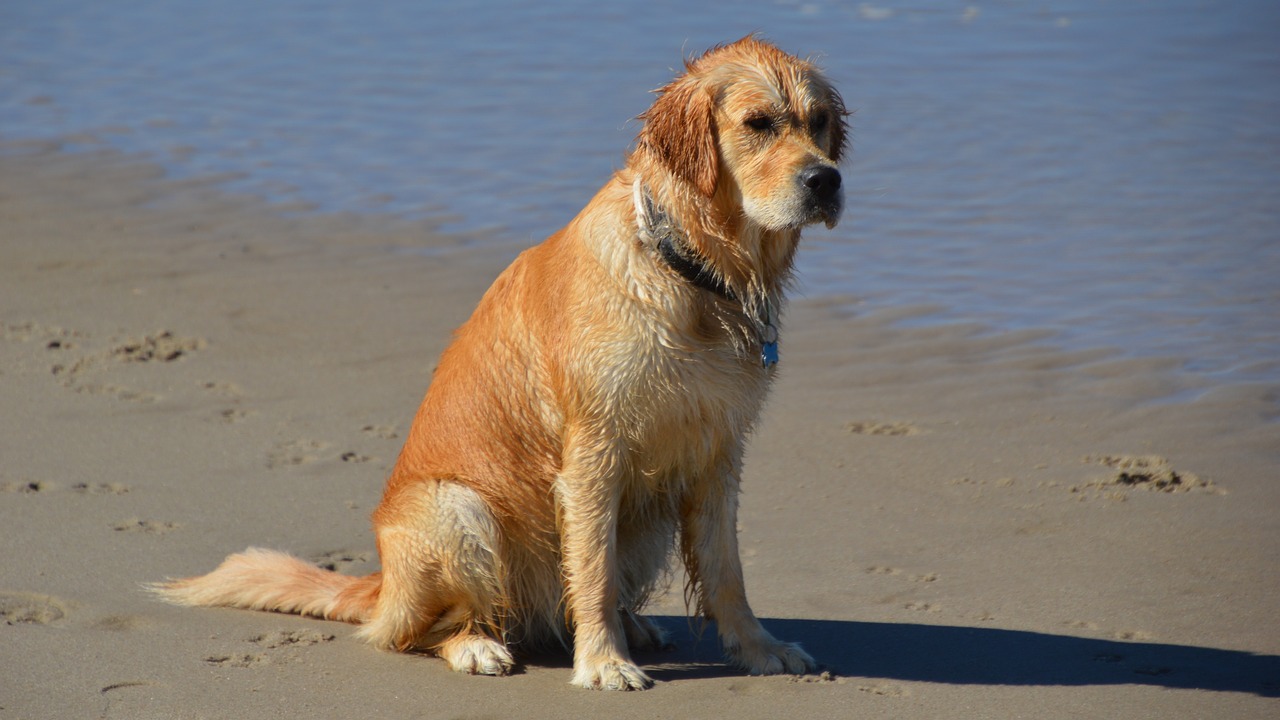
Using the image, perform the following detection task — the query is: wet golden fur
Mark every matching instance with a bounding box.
[154,36,847,690]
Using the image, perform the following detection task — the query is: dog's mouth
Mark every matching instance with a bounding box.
[801,193,842,229]
[816,201,843,229]
[800,165,843,229]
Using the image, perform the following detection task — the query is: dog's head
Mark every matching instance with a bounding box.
[638,37,847,232]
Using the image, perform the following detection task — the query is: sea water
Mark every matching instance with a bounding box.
[2,0,1277,384]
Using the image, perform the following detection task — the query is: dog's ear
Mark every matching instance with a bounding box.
[639,79,719,197]
[824,85,850,164]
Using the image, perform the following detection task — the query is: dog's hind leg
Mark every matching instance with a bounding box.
[620,607,672,652]
[357,480,513,675]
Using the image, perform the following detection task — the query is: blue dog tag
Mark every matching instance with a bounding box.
[759,300,780,368]
[762,341,778,367]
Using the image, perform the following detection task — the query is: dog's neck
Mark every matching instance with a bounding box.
[633,180,780,367]
[634,182,736,302]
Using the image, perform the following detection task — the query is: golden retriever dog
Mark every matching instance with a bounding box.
[154,36,846,690]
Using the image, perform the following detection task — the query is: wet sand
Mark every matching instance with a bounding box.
[2,144,1277,718]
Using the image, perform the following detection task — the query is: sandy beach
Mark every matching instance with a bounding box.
[2,144,1277,718]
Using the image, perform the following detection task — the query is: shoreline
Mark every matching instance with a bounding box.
[2,144,1277,718]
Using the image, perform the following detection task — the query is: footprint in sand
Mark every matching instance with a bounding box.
[204,629,335,669]
[111,331,204,364]
[311,549,372,572]
[92,615,147,632]
[866,566,939,583]
[73,482,131,495]
[266,439,329,468]
[2,479,130,495]
[214,408,253,424]
[200,380,244,398]
[78,382,159,403]
[251,629,335,649]
[845,420,920,437]
[1085,455,1221,494]
[1069,455,1223,497]
[0,592,69,625]
[1065,620,1154,643]
[111,519,181,535]
[1,479,51,493]
[857,683,909,697]
[1,321,84,345]
[201,382,253,423]
[204,653,270,668]
[361,424,399,440]
[45,329,204,403]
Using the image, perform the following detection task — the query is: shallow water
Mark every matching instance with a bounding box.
[3,0,1278,383]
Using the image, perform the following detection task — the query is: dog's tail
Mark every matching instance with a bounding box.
[149,547,381,624]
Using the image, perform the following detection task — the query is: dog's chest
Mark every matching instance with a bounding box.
[595,308,769,482]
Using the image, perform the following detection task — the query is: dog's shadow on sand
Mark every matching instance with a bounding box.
[607,616,1279,697]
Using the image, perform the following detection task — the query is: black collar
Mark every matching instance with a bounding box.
[635,184,736,302]
[655,234,736,302]
[633,180,781,368]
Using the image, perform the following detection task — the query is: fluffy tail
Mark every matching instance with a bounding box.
[149,547,381,624]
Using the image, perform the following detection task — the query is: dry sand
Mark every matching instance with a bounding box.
[2,144,1277,719]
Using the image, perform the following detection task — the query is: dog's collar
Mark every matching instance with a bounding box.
[656,234,735,302]
[633,182,735,302]
[632,180,780,368]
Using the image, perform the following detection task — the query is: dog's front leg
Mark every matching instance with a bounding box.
[556,445,653,690]
[682,470,817,676]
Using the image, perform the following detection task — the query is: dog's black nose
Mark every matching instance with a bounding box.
[801,165,842,202]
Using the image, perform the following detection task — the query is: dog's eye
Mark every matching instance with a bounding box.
[744,115,773,132]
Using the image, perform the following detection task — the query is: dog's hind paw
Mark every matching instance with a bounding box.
[439,634,514,676]
[621,609,674,652]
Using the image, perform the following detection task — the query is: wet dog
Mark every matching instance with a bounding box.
[155,36,846,690]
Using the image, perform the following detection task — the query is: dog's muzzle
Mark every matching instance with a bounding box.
[800,164,843,228]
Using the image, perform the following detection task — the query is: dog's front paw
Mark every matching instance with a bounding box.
[571,657,654,690]
[729,637,817,676]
